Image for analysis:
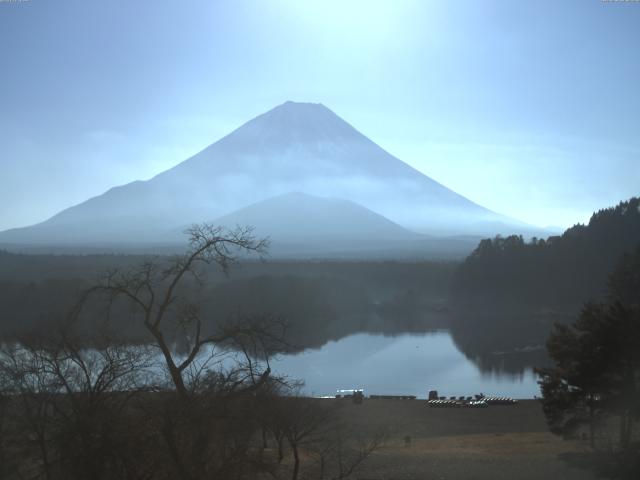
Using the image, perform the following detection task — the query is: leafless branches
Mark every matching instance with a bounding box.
[0,331,158,480]
[310,423,388,480]
[0,223,385,480]
[75,223,273,398]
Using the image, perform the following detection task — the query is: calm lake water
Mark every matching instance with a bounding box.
[271,332,540,399]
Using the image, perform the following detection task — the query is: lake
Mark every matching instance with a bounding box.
[272,332,540,399]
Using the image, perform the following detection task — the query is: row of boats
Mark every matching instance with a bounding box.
[332,389,519,407]
[427,396,518,408]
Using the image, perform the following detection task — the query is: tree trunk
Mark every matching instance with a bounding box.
[625,411,634,449]
[589,396,595,449]
[319,455,326,480]
[153,330,188,397]
[168,364,188,397]
[277,436,284,464]
[162,413,194,480]
[291,443,300,480]
[619,411,630,450]
[37,430,53,480]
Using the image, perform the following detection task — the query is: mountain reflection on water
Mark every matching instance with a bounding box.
[272,332,540,399]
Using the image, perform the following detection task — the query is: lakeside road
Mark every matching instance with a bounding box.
[332,399,597,479]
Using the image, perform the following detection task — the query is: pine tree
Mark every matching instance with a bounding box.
[536,248,640,450]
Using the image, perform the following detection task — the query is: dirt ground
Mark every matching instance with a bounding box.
[331,399,597,480]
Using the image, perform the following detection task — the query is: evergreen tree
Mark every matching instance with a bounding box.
[537,248,640,450]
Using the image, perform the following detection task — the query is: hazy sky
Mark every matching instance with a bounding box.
[0,0,638,231]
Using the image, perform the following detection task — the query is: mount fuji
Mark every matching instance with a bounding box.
[0,101,537,253]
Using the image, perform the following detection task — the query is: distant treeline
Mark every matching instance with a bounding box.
[450,197,640,372]
[0,255,455,349]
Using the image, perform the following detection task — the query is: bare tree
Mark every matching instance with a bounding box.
[310,423,387,480]
[0,328,157,480]
[256,393,386,480]
[279,397,333,480]
[70,224,299,480]
[255,381,298,466]
[0,367,14,479]
[78,224,272,398]
[1,223,382,480]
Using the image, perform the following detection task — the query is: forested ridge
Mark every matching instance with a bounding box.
[450,197,640,372]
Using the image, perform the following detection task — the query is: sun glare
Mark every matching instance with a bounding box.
[278,0,424,46]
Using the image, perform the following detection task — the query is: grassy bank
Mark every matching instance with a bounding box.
[330,399,596,479]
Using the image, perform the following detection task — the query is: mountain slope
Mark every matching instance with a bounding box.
[202,192,421,257]
[0,101,530,245]
[183,192,479,259]
[210,192,418,240]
